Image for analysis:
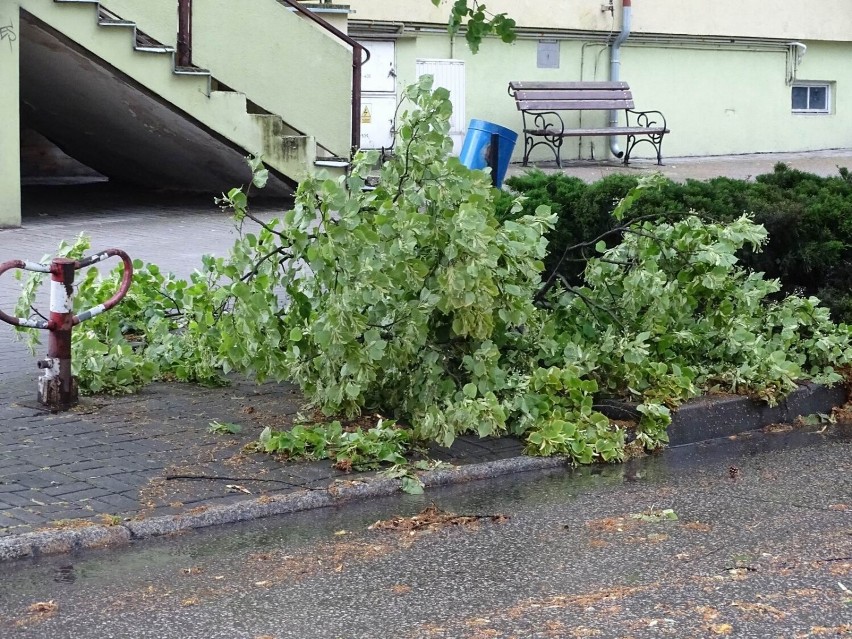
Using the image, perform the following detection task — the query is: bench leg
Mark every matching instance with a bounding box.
[521,134,565,168]
[623,133,665,166]
[522,134,533,167]
[623,135,635,166]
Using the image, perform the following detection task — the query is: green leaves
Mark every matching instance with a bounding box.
[442,1,517,53]
[209,421,243,435]
[26,81,851,477]
[259,77,552,448]
[631,508,678,522]
[258,420,411,471]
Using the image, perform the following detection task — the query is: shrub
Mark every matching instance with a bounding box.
[501,163,852,322]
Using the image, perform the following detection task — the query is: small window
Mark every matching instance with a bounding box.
[537,41,560,69]
[792,83,831,114]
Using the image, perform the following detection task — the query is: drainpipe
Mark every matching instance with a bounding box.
[609,0,632,159]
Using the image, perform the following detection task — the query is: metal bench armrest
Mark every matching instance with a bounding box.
[522,110,566,137]
[625,108,667,131]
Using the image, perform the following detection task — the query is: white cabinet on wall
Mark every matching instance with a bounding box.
[416,58,466,155]
[358,40,397,150]
[360,40,396,93]
[359,93,397,150]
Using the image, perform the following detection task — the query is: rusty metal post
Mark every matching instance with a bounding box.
[38,258,78,410]
[0,249,133,412]
[177,0,192,67]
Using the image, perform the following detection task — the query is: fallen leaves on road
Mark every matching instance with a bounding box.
[225,484,252,494]
[709,623,733,635]
[368,505,510,534]
[731,601,786,620]
[9,601,60,628]
[585,516,639,534]
[26,601,59,615]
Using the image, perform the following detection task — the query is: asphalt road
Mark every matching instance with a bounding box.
[0,424,849,638]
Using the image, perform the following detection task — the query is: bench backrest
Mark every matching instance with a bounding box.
[509,81,634,111]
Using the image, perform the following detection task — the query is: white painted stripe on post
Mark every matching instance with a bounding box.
[87,303,107,319]
[76,304,106,322]
[23,261,51,273]
[50,281,74,313]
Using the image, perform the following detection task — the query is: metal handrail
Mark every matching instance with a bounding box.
[177,0,192,67]
[176,0,370,155]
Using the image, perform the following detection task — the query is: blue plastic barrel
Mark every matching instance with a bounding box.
[458,119,518,188]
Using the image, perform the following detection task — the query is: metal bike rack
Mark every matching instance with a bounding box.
[0,250,133,411]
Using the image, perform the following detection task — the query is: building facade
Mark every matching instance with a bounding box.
[347,0,852,162]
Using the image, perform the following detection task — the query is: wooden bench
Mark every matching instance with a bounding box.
[508,81,669,167]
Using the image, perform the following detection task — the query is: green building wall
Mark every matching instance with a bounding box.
[0,0,20,228]
[389,33,852,162]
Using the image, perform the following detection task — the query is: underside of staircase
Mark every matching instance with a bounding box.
[18,0,346,196]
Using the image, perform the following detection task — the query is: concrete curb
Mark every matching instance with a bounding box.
[598,381,849,446]
[1,383,846,562]
[0,455,568,562]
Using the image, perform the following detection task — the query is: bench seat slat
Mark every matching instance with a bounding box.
[513,89,632,101]
[517,99,635,111]
[510,81,628,90]
[526,126,669,136]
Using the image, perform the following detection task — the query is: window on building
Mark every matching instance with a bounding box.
[537,41,560,69]
[792,83,831,114]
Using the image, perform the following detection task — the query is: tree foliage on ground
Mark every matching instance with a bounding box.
[14,79,852,468]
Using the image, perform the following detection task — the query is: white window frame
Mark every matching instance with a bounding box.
[791,82,832,115]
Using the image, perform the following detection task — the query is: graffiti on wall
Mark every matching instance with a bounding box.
[1,20,16,53]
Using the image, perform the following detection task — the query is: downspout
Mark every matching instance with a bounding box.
[609,0,632,158]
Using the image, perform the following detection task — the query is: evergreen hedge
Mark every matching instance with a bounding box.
[497,163,852,322]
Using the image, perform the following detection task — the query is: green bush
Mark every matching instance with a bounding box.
[501,164,852,322]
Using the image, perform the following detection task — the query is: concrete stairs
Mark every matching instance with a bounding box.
[18,0,349,193]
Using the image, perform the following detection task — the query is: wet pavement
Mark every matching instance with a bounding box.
[0,424,849,638]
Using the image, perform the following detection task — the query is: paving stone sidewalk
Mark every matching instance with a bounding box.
[0,371,524,538]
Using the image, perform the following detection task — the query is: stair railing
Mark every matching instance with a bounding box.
[177,0,192,67]
[175,0,370,155]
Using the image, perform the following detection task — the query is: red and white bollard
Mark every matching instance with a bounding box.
[0,250,133,411]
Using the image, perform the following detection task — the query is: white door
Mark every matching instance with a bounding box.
[416,59,466,155]
[359,41,396,93]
